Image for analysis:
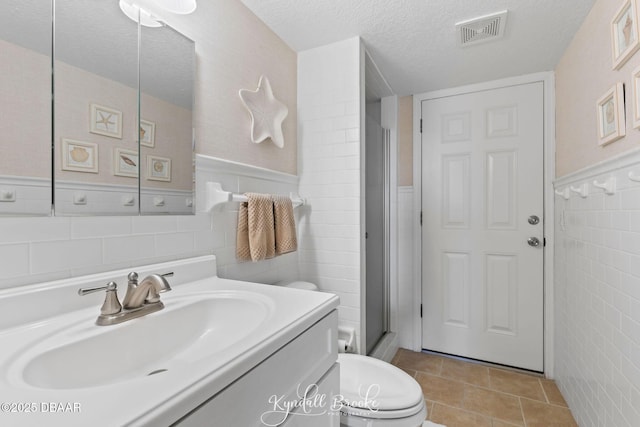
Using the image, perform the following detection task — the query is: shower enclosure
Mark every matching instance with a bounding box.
[365,105,391,353]
[363,51,396,356]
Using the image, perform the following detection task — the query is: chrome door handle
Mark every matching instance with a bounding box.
[527,237,540,247]
[528,215,540,225]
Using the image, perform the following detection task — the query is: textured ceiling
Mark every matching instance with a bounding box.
[241,0,597,96]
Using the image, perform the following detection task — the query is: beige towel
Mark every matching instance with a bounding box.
[272,195,298,255]
[235,202,251,261]
[236,193,275,262]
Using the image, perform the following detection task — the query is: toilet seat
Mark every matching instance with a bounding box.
[338,354,423,411]
[337,354,426,426]
[339,399,426,419]
[275,279,426,425]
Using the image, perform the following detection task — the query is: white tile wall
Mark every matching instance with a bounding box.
[0,213,211,289]
[196,155,300,284]
[555,150,640,427]
[0,155,300,290]
[298,37,363,352]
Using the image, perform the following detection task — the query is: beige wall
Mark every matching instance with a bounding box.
[1,0,297,184]
[160,0,298,175]
[0,39,50,179]
[398,95,413,186]
[556,0,640,177]
[54,60,193,190]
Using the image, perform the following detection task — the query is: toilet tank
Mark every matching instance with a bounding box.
[274,280,319,291]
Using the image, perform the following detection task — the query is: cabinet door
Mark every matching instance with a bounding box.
[282,365,340,427]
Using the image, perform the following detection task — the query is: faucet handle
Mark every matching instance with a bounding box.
[78,282,122,316]
[78,281,118,296]
[128,271,139,284]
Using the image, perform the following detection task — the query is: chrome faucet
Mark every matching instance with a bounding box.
[78,272,173,326]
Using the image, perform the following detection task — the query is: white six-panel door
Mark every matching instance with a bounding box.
[421,82,544,371]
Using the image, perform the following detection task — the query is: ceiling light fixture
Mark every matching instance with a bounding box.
[119,0,197,28]
[119,0,163,28]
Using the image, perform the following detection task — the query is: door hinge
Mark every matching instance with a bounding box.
[420,119,423,134]
[420,211,423,226]
[543,237,546,247]
[420,304,423,318]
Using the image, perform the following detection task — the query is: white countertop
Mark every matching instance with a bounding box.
[0,257,339,426]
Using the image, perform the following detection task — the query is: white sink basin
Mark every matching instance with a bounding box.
[15,291,273,390]
[0,256,339,427]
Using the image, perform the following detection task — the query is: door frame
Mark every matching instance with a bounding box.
[411,72,556,377]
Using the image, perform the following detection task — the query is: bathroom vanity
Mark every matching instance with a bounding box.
[0,256,340,426]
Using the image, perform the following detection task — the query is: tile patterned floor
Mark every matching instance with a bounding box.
[391,348,578,427]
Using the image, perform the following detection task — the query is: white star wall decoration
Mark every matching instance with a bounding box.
[239,75,288,148]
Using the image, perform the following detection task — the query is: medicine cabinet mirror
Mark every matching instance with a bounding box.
[0,0,53,216]
[0,0,195,216]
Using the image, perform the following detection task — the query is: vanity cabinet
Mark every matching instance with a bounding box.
[176,310,340,427]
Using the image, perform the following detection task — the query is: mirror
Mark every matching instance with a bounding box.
[0,0,52,216]
[54,0,139,215]
[53,0,194,215]
[140,20,195,214]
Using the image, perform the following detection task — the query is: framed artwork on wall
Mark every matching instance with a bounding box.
[140,119,156,148]
[114,148,139,178]
[612,0,640,70]
[61,139,98,173]
[146,155,171,182]
[596,83,626,146]
[90,103,123,139]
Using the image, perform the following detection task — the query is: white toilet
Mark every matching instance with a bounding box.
[275,281,427,426]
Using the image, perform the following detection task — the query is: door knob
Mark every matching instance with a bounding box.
[527,237,540,247]
[528,215,540,225]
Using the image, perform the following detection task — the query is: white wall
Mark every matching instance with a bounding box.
[554,151,640,427]
[0,155,299,290]
[196,156,300,283]
[297,37,363,352]
[397,186,414,349]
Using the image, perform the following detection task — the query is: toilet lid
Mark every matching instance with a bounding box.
[274,280,319,291]
[338,354,423,412]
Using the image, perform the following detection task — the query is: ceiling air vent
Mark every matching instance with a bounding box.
[455,10,508,47]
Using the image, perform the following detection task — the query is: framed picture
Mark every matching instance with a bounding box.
[146,155,171,182]
[632,65,640,128]
[61,139,98,173]
[596,83,626,146]
[140,119,156,148]
[114,148,139,178]
[90,103,122,139]
[612,0,640,70]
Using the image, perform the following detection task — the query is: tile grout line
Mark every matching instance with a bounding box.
[538,378,550,404]
[518,396,528,427]
[428,401,494,425]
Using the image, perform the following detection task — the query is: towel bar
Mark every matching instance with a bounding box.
[205,182,305,211]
